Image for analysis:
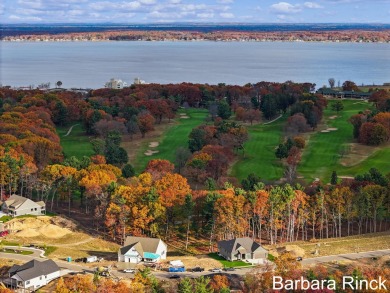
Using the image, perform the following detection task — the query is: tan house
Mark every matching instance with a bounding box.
[217,237,268,262]
[1,195,45,217]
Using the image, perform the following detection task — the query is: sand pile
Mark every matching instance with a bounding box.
[6,216,73,239]
[38,224,71,238]
[285,245,305,257]
[16,228,40,238]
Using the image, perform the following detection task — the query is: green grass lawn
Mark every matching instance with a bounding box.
[133,108,208,172]
[0,216,12,223]
[208,253,251,268]
[298,99,374,182]
[230,116,286,182]
[336,145,390,178]
[2,248,33,255]
[56,124,94,159]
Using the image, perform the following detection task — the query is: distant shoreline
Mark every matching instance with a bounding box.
[2,29,390,43]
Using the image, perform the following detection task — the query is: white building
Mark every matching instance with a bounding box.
[118,236,167,263]
[1,194,46,217]
[104,78,128,89]
[7,259,61,291]
[133,77,146,85]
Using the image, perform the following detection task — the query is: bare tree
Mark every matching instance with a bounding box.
[328,78,335,89]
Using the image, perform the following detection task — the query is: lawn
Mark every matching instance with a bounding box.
[298,99,375,182]
[337,146,390,177]
[287,231,390,258]
[208,253,251,268]
[56,124,94,159]
[230,116,286,181]
[132,108,208,172]
[2,248,34,255]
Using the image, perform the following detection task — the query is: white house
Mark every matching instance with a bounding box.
[1,194,46,217]
[7,259,61,291]
[104,78,128,89]
[118,236,167,263]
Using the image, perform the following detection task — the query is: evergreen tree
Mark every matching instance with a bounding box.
[217,100,232,120]
[331,171,338,185]
[122,164,135,178]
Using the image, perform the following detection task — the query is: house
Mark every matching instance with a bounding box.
[1,195,46,217]
[217,237,268,262]
[104,78,128,89]
[316,88,371,99]
[6,259,61,291]
[118,236,167,263]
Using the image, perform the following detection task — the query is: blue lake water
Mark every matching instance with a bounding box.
[1,41,389,88]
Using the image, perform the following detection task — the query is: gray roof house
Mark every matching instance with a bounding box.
[6,259,61,291]
[118,236,167,263]
[217,237,268,263]
[1,195,46,217]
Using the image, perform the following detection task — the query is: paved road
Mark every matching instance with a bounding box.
[302,249,390,265]
[2,247,390,280]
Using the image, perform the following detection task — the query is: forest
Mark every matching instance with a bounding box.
[1,81,390,249]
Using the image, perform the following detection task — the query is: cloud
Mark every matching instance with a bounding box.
[9,14,42,21]
[89,1,142,12]
[303,2,323,8]
[197,12,214,18]
[168,0,181,3]
[139,0,156,4]
[270,2,301,14]
[217,0,234,3]
[220,12,234,18]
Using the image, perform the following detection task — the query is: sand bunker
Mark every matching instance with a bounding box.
[144,150,160,156]
[179,113,187,116]
[321,127,338,133]
[148,142,159,148]
[6,216,72,239]
[329,116,338,120]
[180,116,190,119]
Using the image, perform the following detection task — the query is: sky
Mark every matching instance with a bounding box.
[1,0,390,24]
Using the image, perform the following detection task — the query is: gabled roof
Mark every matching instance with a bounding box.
[4,195,41,210]
[9,260,59,281]
[123,236,165,255]
[218,237,268,254]
[120,242,144,256]
[4,195,29,209]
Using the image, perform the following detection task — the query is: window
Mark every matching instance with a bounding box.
[35,208,37,211]
[26,281,30,285]
[40,276,42,280]
[31,208,34,211]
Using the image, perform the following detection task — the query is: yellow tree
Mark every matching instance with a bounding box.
[154,173,191,238]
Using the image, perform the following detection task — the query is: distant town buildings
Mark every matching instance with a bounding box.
[134,77,146,85]
[105,78,128,89]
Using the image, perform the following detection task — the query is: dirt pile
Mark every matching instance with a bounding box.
[284,245,305,257]
[6,216,73,239]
